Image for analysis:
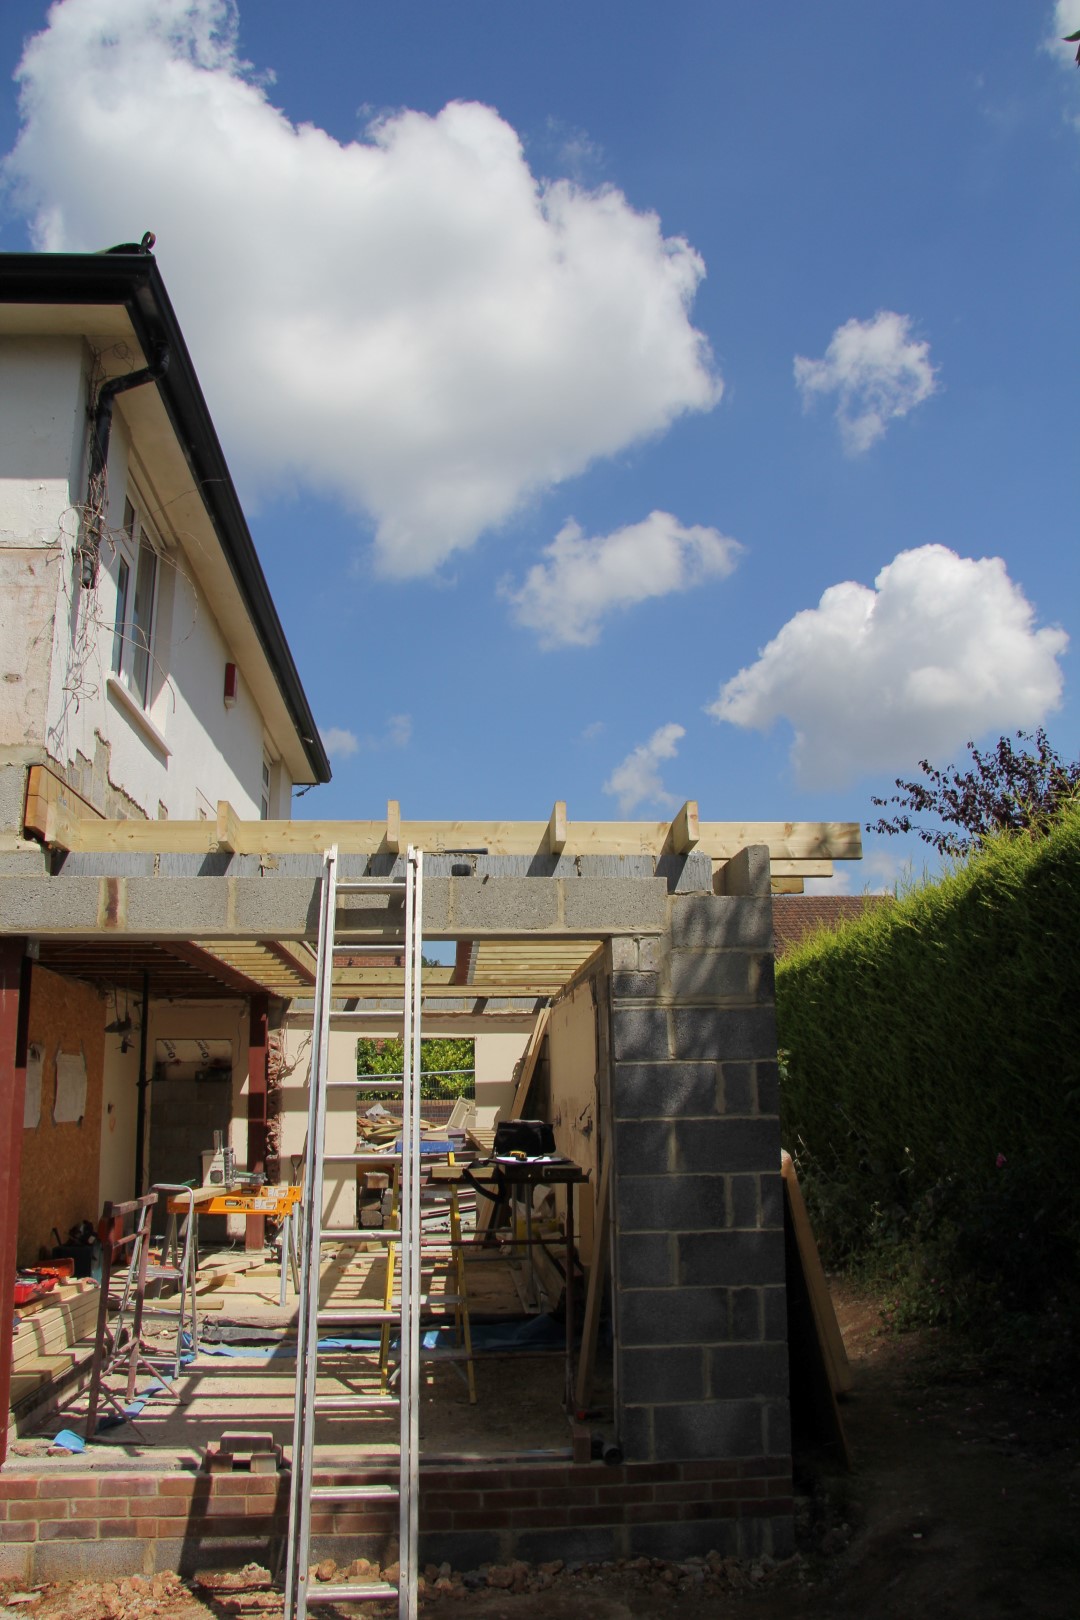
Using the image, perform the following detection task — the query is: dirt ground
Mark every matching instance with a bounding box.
[3,1280,1078,1620]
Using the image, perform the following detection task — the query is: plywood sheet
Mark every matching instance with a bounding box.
[19,967,105,1268]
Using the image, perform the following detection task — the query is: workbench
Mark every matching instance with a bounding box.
[165,1185,302,1306]
[430,1155,588,1408]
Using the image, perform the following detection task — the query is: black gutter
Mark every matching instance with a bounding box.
[0,250,331,786]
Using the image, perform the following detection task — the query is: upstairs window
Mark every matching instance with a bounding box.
[260,753,272,820]
[111,496,159,709]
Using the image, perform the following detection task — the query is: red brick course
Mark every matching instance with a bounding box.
[0,1454,793,1578]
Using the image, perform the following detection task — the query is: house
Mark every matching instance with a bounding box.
[772,893,893,958]
[0,238,330,1280]
[0,246,866,1585]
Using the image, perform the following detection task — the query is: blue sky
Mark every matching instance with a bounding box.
[2,1,1078,890]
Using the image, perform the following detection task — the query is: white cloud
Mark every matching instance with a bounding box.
[320,713,411,757]
[794,311,938,454]
[502,511,740,648]
[706,545,1068,789]
[3,0,720,578]
[1046,3,1080,66]
[603,723,685,814]
[321,726,359,759]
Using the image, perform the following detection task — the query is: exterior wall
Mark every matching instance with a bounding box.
[607,868,792,1559]
[0,336,294,827]
[0,338,87,754]
[42,410,282,823]
[0,1454,794,1581]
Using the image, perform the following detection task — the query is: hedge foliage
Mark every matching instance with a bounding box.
[776,806,1080,1363]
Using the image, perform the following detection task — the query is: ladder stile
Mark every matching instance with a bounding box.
[284,847,422,1620]
[398,846,422,1620]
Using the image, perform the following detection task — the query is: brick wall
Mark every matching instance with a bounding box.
[0,1455,793,1582]
[608,871,792,1558]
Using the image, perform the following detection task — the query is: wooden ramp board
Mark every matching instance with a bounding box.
[573,1149,611,1414]
[781,1150,851,1467]
[781,1151,852,1395]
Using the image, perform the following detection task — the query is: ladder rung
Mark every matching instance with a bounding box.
[328,1010,407,1020]
[336,877,406,891]
[313,1394,400,1412]
[319,1228,398,1242]
[310,1484,399,1503]
[330,1078,403,1090]
[317,1308,400,1326]
[304,1582,398,1605]
[324,1152,400,1163]
[385,1346,475,1362]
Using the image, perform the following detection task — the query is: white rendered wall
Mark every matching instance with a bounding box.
[98,1031,142,1208]
[278,1023,360,1229]
[43,411,284,819]
[0,334,293,819]
[475,1028,534,1117]
[0,337,87,750]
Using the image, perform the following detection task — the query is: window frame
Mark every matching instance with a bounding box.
[110,492,162,713]
[260,753,272,821]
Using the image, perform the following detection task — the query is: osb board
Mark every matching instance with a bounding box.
[19,967,106,1268]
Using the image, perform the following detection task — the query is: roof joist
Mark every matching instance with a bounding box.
[28,790,860,865]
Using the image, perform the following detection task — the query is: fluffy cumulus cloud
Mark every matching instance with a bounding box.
[707,545,1068,789]
[2,0,720,577]
[794,311,938,454]
[603,723,685,814]
[502,511,740,648]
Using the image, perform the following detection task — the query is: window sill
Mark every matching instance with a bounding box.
[106,674,171,759]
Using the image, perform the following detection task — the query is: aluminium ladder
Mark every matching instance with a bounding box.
[283,845,424,1620]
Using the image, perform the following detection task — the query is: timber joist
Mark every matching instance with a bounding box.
[23,776,859,871]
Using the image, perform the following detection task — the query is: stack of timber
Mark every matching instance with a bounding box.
[8,1280,99,1426]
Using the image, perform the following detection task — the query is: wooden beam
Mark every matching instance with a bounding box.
[22,764,102,843]
[769,860,833,878]
[771,877,806,894]
[163,941,279,998]
[671,800,699,855]
[332,966,455,987]
[215,800,242,854]
[385,801,401,855]
[547,802,567,855]
[38,813,863,862]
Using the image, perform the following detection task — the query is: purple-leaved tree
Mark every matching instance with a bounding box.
[868,729,1080,857]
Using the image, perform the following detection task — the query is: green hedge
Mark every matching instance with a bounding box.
[776,807,1080,1357]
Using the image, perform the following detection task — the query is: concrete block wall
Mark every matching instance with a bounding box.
[609,867,791,1557]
